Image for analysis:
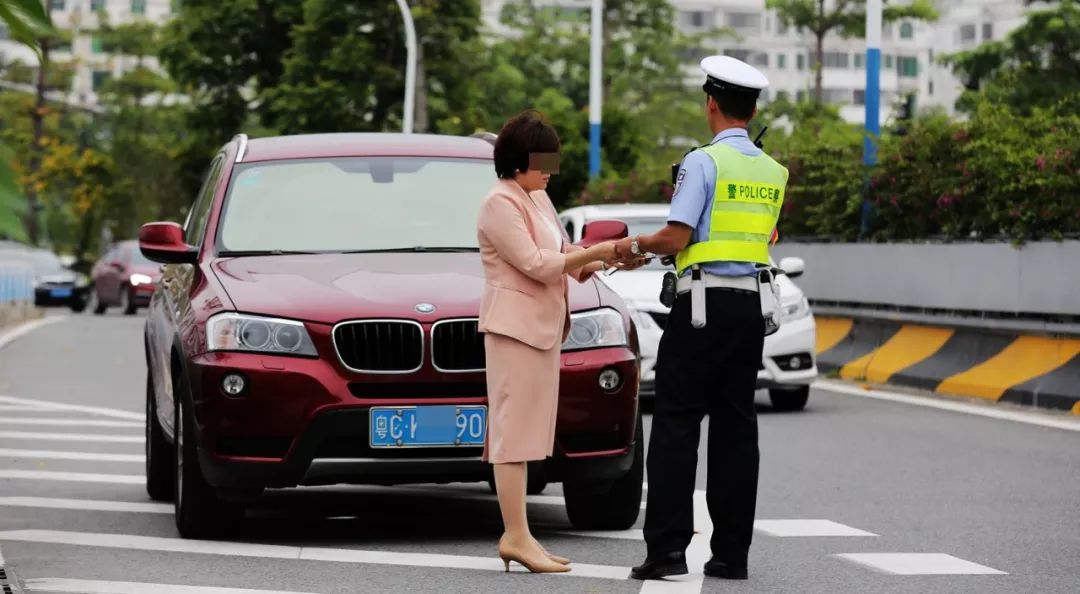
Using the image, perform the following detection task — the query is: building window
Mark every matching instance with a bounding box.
[854,89,866,105]
[727,12,761,30]
[48,0,65,10]
[680,10,709,29]
[91,0,106,10]
[854,54,864,69]
[778,54,786,69]
[982,23,993,40]
[899,56,919,78]
[777,90,790,102]
[131,0,146,15]
[91,35,104,53]
[884,54,894,69]
[796,90,806,102]
[900,22,914,39]
[929,81,934,96]
[959,24,977,43]
[777,19,788,35]
[797,53,805,70]
[822,88,850,104]
[751,52,769,67]
[823,52,850,69]
[92,70,111,91]
[723,48,752,62]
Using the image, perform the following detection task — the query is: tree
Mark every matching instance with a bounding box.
[0,0,56,241]
[767,0,938,103]
[943,0,1080,114]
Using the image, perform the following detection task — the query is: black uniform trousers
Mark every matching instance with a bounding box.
[643,286,765,566]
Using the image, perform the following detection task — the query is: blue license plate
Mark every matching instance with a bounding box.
[50,288,72,298]
[369,405,486,448]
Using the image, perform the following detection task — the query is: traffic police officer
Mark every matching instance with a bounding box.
[618,55,788,581]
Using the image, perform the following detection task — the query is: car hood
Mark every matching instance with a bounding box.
[599,268,806,312]
[211,253,601,325]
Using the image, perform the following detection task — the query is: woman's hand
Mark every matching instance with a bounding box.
[587,241,618,263]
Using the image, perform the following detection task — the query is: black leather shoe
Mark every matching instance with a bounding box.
[704,558,748,579]
[631,552,689,580]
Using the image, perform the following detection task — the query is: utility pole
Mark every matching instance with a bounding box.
[588,0,603,178]
[861,0,882,237]
[394,0,417,134]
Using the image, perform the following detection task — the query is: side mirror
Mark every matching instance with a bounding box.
[139,222,197,264]
[779,256,805,279]
[578,219,628,248]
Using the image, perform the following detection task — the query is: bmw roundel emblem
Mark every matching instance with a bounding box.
[415,303,436,314]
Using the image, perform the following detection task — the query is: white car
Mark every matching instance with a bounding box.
[559,204,818,411]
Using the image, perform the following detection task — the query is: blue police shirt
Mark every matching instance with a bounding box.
[668,128,761,277]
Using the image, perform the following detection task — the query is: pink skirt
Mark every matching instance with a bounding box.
[482,332,562,464]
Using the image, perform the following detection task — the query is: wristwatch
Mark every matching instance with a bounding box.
[629,237,643,257]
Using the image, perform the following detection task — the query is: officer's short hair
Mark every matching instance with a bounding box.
[494,110,560,179]
[708,90,758,122]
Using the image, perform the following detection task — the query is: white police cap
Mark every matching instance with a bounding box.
[700,55,769,94]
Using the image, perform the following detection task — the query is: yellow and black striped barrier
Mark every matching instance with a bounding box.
[816,317,1080,414]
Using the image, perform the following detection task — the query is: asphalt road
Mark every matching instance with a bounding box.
[1,312,1078,594]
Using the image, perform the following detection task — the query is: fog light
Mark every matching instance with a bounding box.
[222,374,246,396]
[598,368,622,392]
[789,356,802,370]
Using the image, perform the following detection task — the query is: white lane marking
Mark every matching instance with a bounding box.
[0,497,170,514]
[0,542,5,565]
[0,315,67,351]
[0,418,142,428]
[0,431,143,443]
[754,520,877,537]
[814,379,1080,433]
[836,553,1007,575]
[25,578,317,594]
[0,470,144,484]
[0,448,143,463]
[636,491,711,594]
[0,396,144,421]
[0,530,631,580]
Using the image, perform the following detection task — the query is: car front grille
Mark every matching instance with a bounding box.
[334,321,423,373]
[432,319,485,372]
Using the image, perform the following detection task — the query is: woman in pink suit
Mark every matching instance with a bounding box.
[477,112,618,574]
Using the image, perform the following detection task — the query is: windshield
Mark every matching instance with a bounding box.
[26,250,64,274]
[130,247,154,266]
[217,157,494,253]
[607,217,671,271]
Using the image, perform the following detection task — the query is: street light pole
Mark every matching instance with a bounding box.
[395,0,417,134]
[588,0,603,178]
[861,0,882,236]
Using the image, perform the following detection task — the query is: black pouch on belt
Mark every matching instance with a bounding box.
[659,271,678,308]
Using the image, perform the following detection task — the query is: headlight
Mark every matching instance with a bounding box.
[629,308,660,332]
[780,296,811,322]
[129,273,153,286]
[206,313,317,356]
[562,308,628,351]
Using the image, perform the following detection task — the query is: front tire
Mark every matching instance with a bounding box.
[564,414,644,530]
[121,285,137,315]
[769,385,810,412]
[174,368,241,538]
[145,372,174,501]
[90,288,107,315]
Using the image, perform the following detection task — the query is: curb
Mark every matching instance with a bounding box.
[815,316,1080,414]
[0,315,66,352]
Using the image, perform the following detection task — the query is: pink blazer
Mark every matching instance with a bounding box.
[477,179,594,350]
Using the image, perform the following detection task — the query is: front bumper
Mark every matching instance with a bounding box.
[186,337,640,490]
[757,313,818,388]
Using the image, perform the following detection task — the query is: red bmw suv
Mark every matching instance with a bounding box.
[139,133,643,538]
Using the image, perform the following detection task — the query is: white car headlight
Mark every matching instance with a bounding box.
[206,313,317,356]
[780,296,811,322]
[562,308,628,351]
[629,308,660,332]
[129,273,153,286]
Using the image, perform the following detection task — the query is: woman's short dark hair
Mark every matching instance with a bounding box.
[493,110,560,179]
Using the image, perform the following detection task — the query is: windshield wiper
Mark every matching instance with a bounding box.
[341,247,479,254]
[217,250,321,257]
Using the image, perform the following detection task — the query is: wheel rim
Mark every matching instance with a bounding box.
[176,400,183,509]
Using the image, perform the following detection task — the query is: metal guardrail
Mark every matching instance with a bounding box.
[0,261,34,306]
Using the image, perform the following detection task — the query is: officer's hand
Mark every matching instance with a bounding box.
[613,237,633,259]
[615,256,652,271]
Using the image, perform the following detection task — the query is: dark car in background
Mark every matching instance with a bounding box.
[89,240,162,315]
[0,247,92,312]
[140,133,643,539]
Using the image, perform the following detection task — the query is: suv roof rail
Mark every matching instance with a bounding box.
[233,133,249,163]
[471,131,497,145]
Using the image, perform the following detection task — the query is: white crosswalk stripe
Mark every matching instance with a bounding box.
[0,448,144,463]
[0,396,144,421]
[0,418,143,428]
[0,497,170,514]
[0,430,144,443]
[0,470,144,484]
[836,553,1007,575]
[24,578,319,594]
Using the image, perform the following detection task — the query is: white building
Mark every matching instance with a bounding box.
[0,0,174,109]
[481,0,1043,124]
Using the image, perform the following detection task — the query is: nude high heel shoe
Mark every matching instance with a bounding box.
[498,536,571,574]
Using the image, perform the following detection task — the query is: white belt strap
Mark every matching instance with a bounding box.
[676,273,759,294]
